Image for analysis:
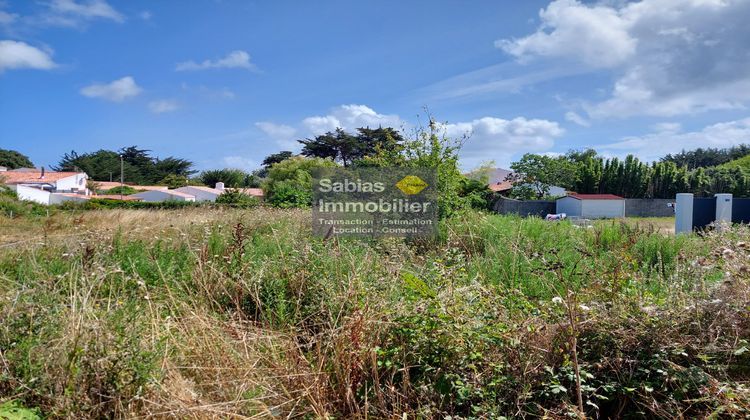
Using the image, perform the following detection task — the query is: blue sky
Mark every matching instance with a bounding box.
[2,0,750,172]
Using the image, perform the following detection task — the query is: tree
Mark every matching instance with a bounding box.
[298,127,405,167]
[262,151,294,168]
[507,154,577,199]
[215,189,259,208]
[55,146,195,184]
[0,149,34,169]
[200,169,247,188]
[263,156,338,208]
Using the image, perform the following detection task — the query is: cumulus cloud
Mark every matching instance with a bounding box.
[302,104,402,135]
[497,0,750,118]
[258,105,562,168]
[255,122,298,149]
[80,76,142,102]
[0,40,56,72]
[148,99,179,114]
[600,117,750,162]
[176,50,257,71]
[442,117,564,167]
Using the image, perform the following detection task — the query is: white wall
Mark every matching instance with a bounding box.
[132,190,195,202]
[11,185,50,205]
[55,173,88,193]
[581,200,625,218]
[556,197,582,216]
[174,186,220,202]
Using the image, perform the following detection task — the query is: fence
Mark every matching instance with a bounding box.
[493,197,555,218]
[494,197,676,218]
[624,199,675,217]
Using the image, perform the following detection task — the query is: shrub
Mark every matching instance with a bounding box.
[105,185,138,195]
[215,189,259,208]
[263,156,337,208]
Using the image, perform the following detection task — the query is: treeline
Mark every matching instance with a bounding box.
[662,145,750,170]
[56,146,195,185]
[510,148,750,199]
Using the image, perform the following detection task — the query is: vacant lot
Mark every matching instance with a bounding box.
[0,208,748,418]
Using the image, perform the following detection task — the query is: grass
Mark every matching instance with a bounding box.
[0,208,748,418]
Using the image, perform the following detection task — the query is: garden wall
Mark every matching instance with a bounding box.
[624,199,675,217]
[492,197,555,218]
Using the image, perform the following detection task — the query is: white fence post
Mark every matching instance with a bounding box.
[715,193,732,231]
[675,193,694,234]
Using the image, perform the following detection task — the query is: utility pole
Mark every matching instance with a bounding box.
[120,154,124,200]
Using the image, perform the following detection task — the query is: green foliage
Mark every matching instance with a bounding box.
[261,151,294,168]
[105,185,138,195]
[215,189,259,208]
[299,127,404,167]
[159,173,189,189]
[55,146,195,184]
[508,153,577,198]
[263,156,337,208]
[199,168,249,188]
[663,144,750,170]
[0,401,41,419]
[0,149,34,169]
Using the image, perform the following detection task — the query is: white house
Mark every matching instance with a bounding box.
[2,169,89,205]
[556,194,625,218]
[174,184,224,202]
[131,189,196,202]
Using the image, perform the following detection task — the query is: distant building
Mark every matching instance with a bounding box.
[556,194,625,218]
[131,190,195,202]
[174,185,224,202]
[1,168,89,205]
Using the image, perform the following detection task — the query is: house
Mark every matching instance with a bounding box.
[131,189,195,202]
[174,183,224,202]
[230,187,264,199]
[556,194,625,218]
[93,181,168,192]
[1,169,89,205]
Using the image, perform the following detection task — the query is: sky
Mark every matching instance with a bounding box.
[1,0,750,172]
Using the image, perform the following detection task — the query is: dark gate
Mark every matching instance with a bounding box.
[732,198,750,224]
[692,197,716,231]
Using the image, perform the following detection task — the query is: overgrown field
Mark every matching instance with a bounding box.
[0,208,748,418]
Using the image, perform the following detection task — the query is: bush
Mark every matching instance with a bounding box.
[105,185,138,195]
[215,189,260,208]
[263,156,338,208]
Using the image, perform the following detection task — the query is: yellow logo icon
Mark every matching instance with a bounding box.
[396,175,428,195]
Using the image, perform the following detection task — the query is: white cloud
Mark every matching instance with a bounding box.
[0,40,56,72]
[497,0,750,118]
[255,122,297,149]
[443,117,564,167]
[600,117,750,162]
[565,111,590,127]
[139,10,152,20]
[302,104,402,135]
[258,105,562,168]
[148,99,179,114]
[222,156,257,171]
[176,50,257,71]
[497,0,636,68]
[80,76,142,102]
[45,0,124,25]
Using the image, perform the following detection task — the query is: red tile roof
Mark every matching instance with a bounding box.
[564,193,624,200]
[1,171,81,184]
[229,188,264,197]
[489,181,513,192]
[93,194,143,201]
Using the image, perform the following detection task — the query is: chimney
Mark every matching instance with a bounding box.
[215,182,225,191]
[39,167,45,179]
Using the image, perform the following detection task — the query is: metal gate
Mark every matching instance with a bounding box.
[692,197,716,230]
[732,198,750,224]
